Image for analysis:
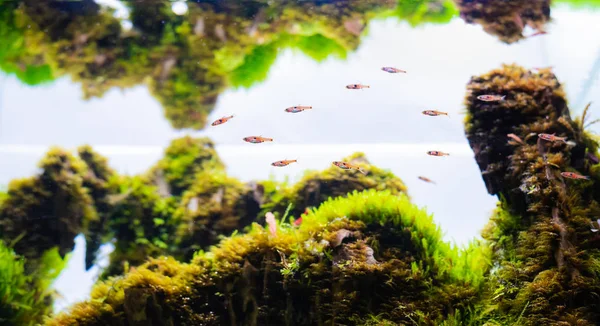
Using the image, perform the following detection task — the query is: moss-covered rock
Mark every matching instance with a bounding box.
[1,0,456,130]
[455,0,550,44]
[262,152,408,219]
[464,64,600,325]
[47,190,490,326]
[174,169,262,260]
[147,136,224,197]
[0,147,96,262]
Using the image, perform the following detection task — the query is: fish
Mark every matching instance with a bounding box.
[418,176,436,184]
[265,212,277,237]
[477,94,506,102]
[285,105,312,113]
[427,151,450,157]
[271,159,297,167]
[211,115,234,126]
[243,136,273,144]
[293,216,302,226]
[528,30,547,38]
[422,110,449,117]
[332,161,368,175]
[538,133,567,143]
[507,133,524,144]
[346,84,370,89]
[382,67,406,73]
[561,172,591,180]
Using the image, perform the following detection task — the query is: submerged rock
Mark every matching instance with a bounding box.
[47,190,489,326]
[455,0,550,44]
[262,152,408,219]
[464,64,600,325]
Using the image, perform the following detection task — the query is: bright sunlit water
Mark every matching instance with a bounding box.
[1,1,599,314]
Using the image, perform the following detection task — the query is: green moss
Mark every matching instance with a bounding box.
[464,64,600,325]
[147,136,224,197]
[0,243,68,326]
[2,0,456,130]
[47,190,490,326]
[174,169,262,260]
[262,152,408,219]
[0,147,96,261]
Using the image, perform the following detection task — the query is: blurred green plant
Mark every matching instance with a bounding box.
[0,243,68,326]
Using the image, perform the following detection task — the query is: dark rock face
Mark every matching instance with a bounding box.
[465,64,600,325]
[456,0,550,43]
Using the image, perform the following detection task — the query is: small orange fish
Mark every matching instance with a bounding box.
[561,172,590,180]
[346,84,370,89]
[285,106,312,113]
[418,176,436,184]
[271,159,297,167]
[243,136,273,144]
[293,216,302,226]
[538,133,567,143]
[332,161,368,175]
[422,110,449,117]
[507,133,524,144]
[477,94,506,102]
[211,115,234,126]
[427,151,449,157]
[265,212,277,236]
[382,67,406,73]
[528,30,547,38]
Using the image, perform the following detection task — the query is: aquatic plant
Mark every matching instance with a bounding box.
[146,136,224,197]
[1,0,458,130]
[174,169,262,260]
[262,152,408,219]
[0,147,96,263]
[455,0,550,44]
[46,190,490,326]
[464,64,600,325]
[0,243,68,326]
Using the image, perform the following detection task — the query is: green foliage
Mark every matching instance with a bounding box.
[464,64,600,325]
[262,152,408,219]
[47,190,491,326]
[148,136,224,196]
[2,0,457,130]
[379,0,458,26]
[0,3,54,85]
[0,243,68,326]
[553,0,600,8]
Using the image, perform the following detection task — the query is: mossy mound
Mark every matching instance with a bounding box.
[174,169,262,260]
[0,147,96,262]
[47,190,490,326]
[456,0,550,44]
[262,152,408,219]
[464,64,600,325]
[147,136,224,197]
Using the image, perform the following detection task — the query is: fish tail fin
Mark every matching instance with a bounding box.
[501,95,506,100]
[365,85,370,88]
[585,175,592,180]
[267,138,273,142]
[358,167,368,175]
